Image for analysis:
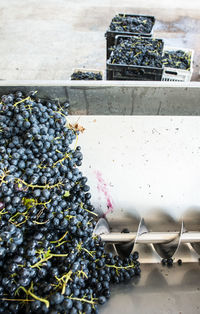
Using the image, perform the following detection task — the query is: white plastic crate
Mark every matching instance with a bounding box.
[162,47,194,82]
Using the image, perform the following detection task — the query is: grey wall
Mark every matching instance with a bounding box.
[0,81,200,115]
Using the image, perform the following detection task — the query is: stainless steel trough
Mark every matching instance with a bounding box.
[1,80,200,314]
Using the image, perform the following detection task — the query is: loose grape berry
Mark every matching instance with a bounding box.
[177,259,182,265]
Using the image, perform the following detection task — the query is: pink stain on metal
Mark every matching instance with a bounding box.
[95,170,114,217]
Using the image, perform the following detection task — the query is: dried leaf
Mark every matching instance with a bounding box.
[69,123,85,133]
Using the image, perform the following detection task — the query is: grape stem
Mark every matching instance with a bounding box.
[80,202,98,217]
[76,242,96,257]
[0,168,10,187]
[16,178,63,190]
[66,295,98,306]
[50,230,69,244]
[105,263,135,270]
[55,270,73,295]
[17,282,49,308]
[31,249,68,269]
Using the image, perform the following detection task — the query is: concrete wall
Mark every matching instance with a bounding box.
[0,80,200,115]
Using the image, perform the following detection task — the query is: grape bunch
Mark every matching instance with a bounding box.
[162,50,191,70]
[109,14,154,34]
[109,37,163,68]
[0,224,23,265]
[0,91,141,313]
[71,71,102,80]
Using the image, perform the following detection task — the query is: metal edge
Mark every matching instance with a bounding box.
[153,222,183,259]
[0,80,200,88]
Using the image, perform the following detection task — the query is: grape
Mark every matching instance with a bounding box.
[109,14,154,34]
[71,71,102,80]
[161,257,174,267]
[0,91,141,313]
[167,258,174,267]
[162,50,191,70]
[109,36,163,68]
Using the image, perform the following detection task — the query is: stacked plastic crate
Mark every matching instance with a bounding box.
[105,14,194,81]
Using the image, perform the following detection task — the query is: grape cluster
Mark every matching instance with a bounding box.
[0,91,140,313]
[71,71,102,80]
[162,50,191,70]
[109,37,163,68]
[0,224,23,264]
[109,14,154,34]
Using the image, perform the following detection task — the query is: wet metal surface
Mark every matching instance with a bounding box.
[0,81,199,312]
[100,263,200,314]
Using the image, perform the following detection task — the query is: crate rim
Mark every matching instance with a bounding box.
[114,34,164,47]
[71,68,103,75]
[105,29,153,38]
[108,35,164,71]
[117,13,155,19]
[107,59,164,71]
[70,68,104,80]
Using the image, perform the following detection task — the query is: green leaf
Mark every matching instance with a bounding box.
[64,191,70,197]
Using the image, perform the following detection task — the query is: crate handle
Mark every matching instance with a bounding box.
[165,70,178,76]
[139,69,145,75]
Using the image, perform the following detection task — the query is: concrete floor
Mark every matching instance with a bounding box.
[0,0,200,80]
